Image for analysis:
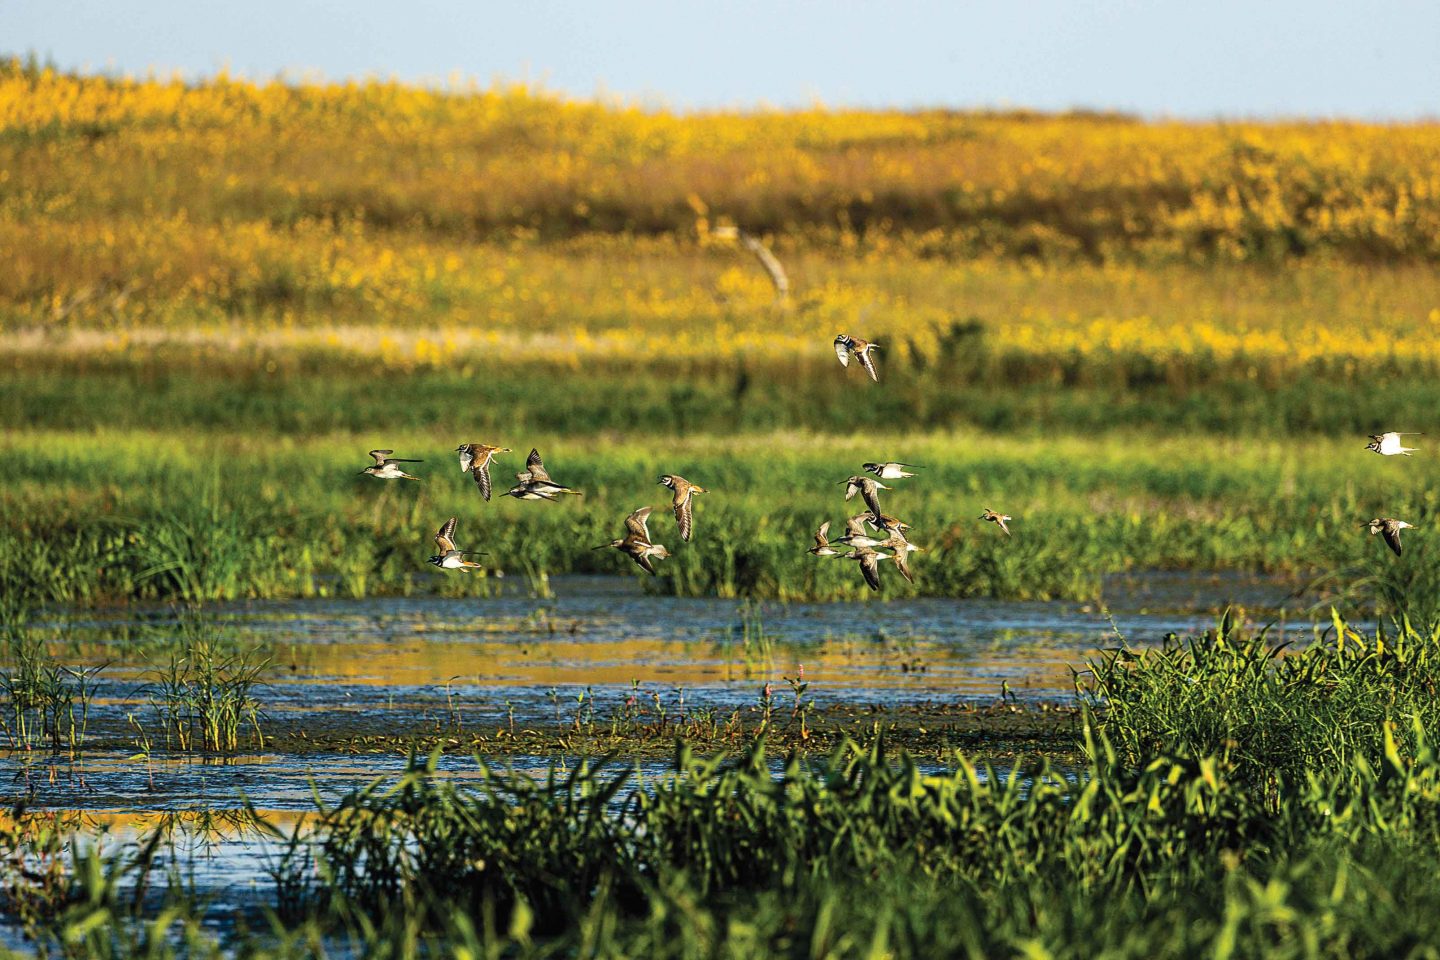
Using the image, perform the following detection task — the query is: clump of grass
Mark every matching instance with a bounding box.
[1083,608,1440,793]
[0,599,103,754]
[143,608,268,753]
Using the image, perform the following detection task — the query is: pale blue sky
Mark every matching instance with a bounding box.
[3,1,1437,118]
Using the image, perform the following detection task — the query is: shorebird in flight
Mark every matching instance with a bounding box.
[808,521,841,557]
[843,546,890,591]
[865,513,912,535]
[1366,433,1420,457]
[596,506,671,575]
[1365,517,1414,557]
[979,509,1012,537]
[840,476,889,517]
[505,449,581,501]
[361,449,423,481]
[456,443,511,500]
[658,474,708,541]
[878,533,921,584]
[863,462,918,480]
[834,334,880,382]
[833,513,887,548]
[428,517,485,570]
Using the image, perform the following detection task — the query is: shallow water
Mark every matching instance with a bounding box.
[0,571,1318,943]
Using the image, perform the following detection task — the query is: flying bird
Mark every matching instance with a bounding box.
[979,509,1012,537]
[864,462,918,480]
[833,513,886,548]
[428,517,485,570]
[808,521,841,557]
[1366,433,1420,457]
[361,449,423,481]
[596,506,671,575]
[658,474,708,541]
[834,334,880,382]
[1365,517,1414,557]
[456,443,511,501]
[840,476,889,518]
[843,546,890,591]
[506,448,581,501]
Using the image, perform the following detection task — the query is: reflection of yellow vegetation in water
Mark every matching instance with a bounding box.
[3,60,1440,377]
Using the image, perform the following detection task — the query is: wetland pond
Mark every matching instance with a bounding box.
[1,571,1324,939]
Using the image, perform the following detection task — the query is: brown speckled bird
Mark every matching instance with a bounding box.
[658,474,708,541]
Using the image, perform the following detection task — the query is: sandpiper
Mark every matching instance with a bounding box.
[863,462,918,480]
[833,334,880,382]
[428,517,485,570]
[834,513,887,548]
[878,533,921,584]
[1366,432,1420,457]
[843,546,890,591]
[1365,517,1414,557]
[596,506,671,575]
[658,474,708,541]
[361,449,423,481]
[866,513,912,535]
[979,509,1012,537]
[505,448,581,501]
[456,443,511,501]
[808,521,841,557]
[840,476,889,518]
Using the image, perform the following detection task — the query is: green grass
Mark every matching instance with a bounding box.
[0,424,1430,605]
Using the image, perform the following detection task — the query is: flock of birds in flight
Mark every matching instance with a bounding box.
[358,335,1011,592]
[362,338,1421,590]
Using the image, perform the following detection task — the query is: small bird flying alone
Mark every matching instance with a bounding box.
[658,474,708,541]
[979,509,1012,537]
[361,449,423,481]
[506,449,582,501]
[1366,432,1420,457]
[863,462,918,480]
[456,443,511,501]
[834,334,880,382]
[428,517,485,570]
[596,506,671,575]
[840,476,889,518]
[1365,517,1414,557]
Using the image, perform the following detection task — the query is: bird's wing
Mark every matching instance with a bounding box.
[841,479,859,502]
[435,517,459,553]
[525,449,551,483]
[861,482,885,518]
[625,507,654,541]
[1383,524,1404,556]
[674,495,694,542]
[857,347,879,382]
[833,336,851,367]
[473,462,493,501]
[844,514,867,539]
[858,554,881,591]
[457,446,475,473]
[368,449,391,466]
[814,521,831,547]
[629,546,657,575]
[998,518,1011,537]
[893,551,914,584]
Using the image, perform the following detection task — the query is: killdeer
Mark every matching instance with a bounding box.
[505,448,581,501]
[843,546,890,591]
[1366,433,1420,457]
[596,506,671,575]
[834,513,886,548]
[658,474,708,541]
[833,334,880,382]
[840,476,889,517]
[863,462,918,480]
[456,443,511,501]
[1365,517,1414,557]
[808,521,841,557]
[979,509,1012,537]
[361,449,423,481]
[428,517,485,570]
